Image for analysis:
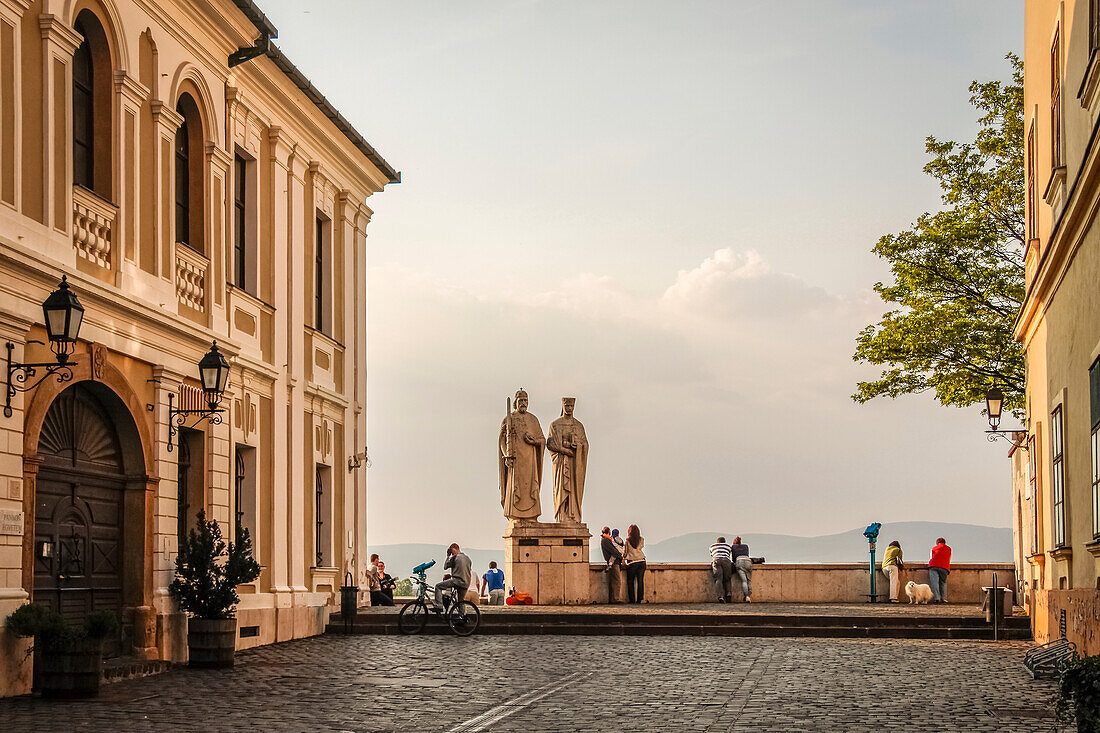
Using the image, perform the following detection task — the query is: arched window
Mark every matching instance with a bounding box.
[174,93,204,251]
[72,11,112,196]
[72,36,93,188]
[174,110,189,245]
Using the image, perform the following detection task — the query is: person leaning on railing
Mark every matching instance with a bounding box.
[880,541,903,603]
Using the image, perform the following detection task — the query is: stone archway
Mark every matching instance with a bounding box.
[21,350,158,658]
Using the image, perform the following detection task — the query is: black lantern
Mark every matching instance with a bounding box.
[4,276,83,418]
[167,340,230,452]
[985,386,1004,430]
[981,384,1028,450]
[41,275,84,363]
[198,341,230,408]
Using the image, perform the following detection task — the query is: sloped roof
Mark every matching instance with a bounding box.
[231,0,400,185]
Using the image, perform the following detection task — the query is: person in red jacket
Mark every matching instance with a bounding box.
[927,538,952,603]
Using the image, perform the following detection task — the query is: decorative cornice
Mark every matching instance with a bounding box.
[115,71,151,107]
[205,141,233,168]
[39,14,82,55]
[151,101,185,131]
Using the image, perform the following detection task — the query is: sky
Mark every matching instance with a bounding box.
[256,0,1024,548]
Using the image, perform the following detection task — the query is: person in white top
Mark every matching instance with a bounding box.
[622,524,647,604]
[709,537,733,603]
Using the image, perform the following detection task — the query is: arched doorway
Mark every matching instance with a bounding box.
[32,382,140,651]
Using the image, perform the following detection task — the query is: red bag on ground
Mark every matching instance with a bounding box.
[507,591,533,605]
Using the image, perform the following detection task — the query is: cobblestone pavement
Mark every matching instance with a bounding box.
[0,635,1064,732]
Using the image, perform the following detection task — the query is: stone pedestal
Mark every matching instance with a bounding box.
[504,520,591,605]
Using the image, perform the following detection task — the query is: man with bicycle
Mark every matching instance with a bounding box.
[435,543,472,611]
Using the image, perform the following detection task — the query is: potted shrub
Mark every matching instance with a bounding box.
[1057,653,1100,731]
[169,510,260,668]
[4,604,118,698]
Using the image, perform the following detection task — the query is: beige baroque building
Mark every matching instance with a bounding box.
[1018,0,1100,654]
[0,0,397,695]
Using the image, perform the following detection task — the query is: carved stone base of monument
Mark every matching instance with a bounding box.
[504,520,591,605]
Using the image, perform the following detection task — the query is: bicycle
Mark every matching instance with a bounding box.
[398,560,481,637]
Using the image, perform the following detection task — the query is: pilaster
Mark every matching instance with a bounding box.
[151,102,184,282]
[38,14,80,234]
[114,71,149,284]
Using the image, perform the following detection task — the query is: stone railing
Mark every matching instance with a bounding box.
[587,562,1017,605]
[175,244,208,311]
[72,185,117,269]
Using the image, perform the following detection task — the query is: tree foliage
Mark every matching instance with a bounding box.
[169,511,261,619]
[853,54,1025,413]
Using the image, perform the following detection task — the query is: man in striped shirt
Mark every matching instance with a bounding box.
[709,537,733,603]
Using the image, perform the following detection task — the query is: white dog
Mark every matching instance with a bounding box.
[905,580,933,604]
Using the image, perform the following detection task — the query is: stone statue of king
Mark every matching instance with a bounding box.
[546,397,588,524]
[499,389,545,521]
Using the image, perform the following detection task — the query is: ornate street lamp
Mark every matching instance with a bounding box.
[167,341,229,452]
[983,385,1026,449]
[3,276,84,418]
[985,386,1003,430]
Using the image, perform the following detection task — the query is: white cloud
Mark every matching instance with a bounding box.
[366,248,1007,551]
[661,248,836,320]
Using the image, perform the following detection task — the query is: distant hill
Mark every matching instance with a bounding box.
[369,522,1011,583]
[645,522,1012,563]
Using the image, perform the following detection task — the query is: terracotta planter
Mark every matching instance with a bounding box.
[34,638,103,698]
[187,617,237,668]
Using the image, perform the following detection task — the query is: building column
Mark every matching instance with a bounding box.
[151,102,183,284]
[113,71,149,285]
[0,0,32,211]
[268,128,292,601]
[0,312,35,696]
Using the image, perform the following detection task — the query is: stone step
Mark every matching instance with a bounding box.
[327,611,1031,640]
[331,611,1030,629]
[101,657,172,684]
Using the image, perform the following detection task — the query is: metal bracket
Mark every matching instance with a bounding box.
[166,392,224,452]
[986,430,1028,450]
[3,341,74,418]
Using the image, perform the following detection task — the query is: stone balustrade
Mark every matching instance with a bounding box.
[72,185,117,269]
[175,244,208,311]
[587,562,1017,605]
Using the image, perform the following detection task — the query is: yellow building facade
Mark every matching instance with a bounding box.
[0,0,397,695]
[1019,0,1100,654]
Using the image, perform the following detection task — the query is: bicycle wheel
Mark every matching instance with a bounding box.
[398,600,428,635]
[447,600,480,636]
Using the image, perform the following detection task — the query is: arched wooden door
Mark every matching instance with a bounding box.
[33,384,127,633]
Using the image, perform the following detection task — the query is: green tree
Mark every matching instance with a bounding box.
[853,54,1025,413]
[168,511,261,619]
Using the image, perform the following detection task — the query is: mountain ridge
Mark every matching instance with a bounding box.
[368,522,1012,583]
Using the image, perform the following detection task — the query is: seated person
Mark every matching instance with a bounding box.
[377,561,396,602]
[434,542,472,611]
[368,554,394,607]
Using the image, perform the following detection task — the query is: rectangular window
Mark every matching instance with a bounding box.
[314,215,330,334]
[234,445,257,548]
[1027,122,1037,240]
[1092,0,1100,54]
[233,154,248,290]
[314,464,332,567]
[1052,405,1066,547]
[1052,29,1062,168]
[1028,434,1038,555]
[1091,358,1100,537]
